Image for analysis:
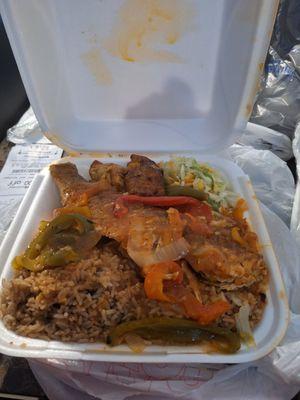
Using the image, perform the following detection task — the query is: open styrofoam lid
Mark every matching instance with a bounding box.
[0,0,278,153]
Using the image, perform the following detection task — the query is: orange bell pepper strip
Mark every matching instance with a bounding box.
[144,262,183,302]
[231,227,246,246]
[233,199,248,221]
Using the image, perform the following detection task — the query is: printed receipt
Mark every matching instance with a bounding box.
[0,144,63,243]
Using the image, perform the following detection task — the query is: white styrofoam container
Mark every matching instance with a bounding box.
[0,155,289,363]
[0,0,288,362]
[0,0,278,154]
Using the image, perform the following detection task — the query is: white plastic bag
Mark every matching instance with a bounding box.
[291,123,300,243]
[228,144,295,226]
[6,107,48,144]
[239,123,293,161]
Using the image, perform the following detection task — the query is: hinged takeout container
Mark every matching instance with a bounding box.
[0,0,288,363]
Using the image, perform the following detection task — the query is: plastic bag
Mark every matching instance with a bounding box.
[6,107,50,144]
[271,0,300,60]
[239,122,293,161]
[290,122,300,242]
[250,0,300,139]
[250,46,300,138]
[228,144,295,226]
[28,148,300,400]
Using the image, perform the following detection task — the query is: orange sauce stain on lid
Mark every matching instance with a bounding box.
[104,0,195,63]
[81,47,112,85]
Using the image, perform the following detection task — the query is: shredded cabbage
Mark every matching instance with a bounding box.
[161,157,238,210]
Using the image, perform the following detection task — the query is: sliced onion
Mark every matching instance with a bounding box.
[76,230,102,254]
[181,261,202,302]
[123,333,150,353]
[127,237,190,268]
[154,238,190,263]
[229,294,243,307]
[235,302,256,347]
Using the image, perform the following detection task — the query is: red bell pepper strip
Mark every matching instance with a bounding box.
[144,262,230,325]
[177,202,213,223]
[183,213,213,235]
[113,194,212,220]
[181,292,231,325]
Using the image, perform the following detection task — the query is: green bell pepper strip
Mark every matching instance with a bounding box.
[13,214,93,271]
[107,317,241,354]
[25,213,93,259]
[165,185,208,201]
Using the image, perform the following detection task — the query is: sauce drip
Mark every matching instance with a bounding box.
[104,0,195,63]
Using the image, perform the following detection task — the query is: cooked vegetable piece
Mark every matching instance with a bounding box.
[12,214,99,271]
[13,247,80,271]
[181,293,231,325]
[177,201,212,220]
[235,303,256,347]
[113,194,210,218]
[164,284,231,325]
[233,198,248,221]
[27,213,92,258]
[206,197,220,211]
[107,317,241,354]
[181,261,202,302]
[144,262,183,302]
[36,247,80,267]
[166,185,208,201]
[162,157,239,210]
[128,237,190,269]
[143,262,230,325]
[123,333,150,353]
[12,254,40,271]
